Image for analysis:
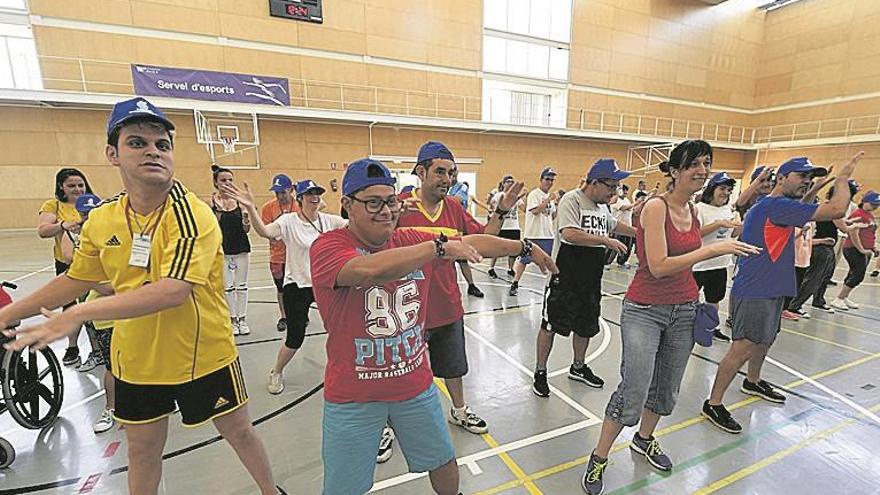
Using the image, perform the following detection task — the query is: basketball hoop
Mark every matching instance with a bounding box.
[221,136,238,154]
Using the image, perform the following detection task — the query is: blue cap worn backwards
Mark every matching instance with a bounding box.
[106,97,175,137]
[413,141,455,173]
[862,191,880,206]
[75,193,101,214]
[587,158,631,181]
[777,157,828,178]
[269,174,293,192]
[343,159,396,196]
[540,167,557,179]
[709,172,736,187]
[295,179,326,197]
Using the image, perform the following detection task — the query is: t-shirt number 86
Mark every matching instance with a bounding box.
[365,281,421,337]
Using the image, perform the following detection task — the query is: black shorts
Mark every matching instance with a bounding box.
[542,243,604,339]
[426,319,468,379]
[281,283,315,350]
[270,262,285,291]
[498,229,521,241]
[94,327,113,370]
[693,268,728,304]
[114,358,248,427]
[55,260,77,310]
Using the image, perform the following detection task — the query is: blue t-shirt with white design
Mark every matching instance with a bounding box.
[448,182,469,209]
[731,196,818,299]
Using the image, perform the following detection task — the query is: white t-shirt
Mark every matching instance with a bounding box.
[491,191,522,231]
[693,202,736,272]
[611,195,633,226]
[271,212,347,287]
[523,188,555,239]
[554,189,617,253]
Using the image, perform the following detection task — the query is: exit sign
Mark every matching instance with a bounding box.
[269,0,323,24]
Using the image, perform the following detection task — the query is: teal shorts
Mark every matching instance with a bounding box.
[322,383,456,494]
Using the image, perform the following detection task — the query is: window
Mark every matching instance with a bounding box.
[511,91,550,126]
[484,0,572,43]
[483,35,569,81]
[0,23,42,90]
[482,79,566,128]
[0,0,27,11]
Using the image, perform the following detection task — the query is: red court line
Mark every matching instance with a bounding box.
[78,474,102,493]
[102,441,121,458]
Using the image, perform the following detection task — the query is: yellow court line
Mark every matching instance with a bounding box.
[433,378,544,495]
[471,351,880,495]
[690,403,880,495]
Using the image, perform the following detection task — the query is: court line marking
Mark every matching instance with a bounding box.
[690,402,880,495]
[8,263,54,283]
[470,350,880,495]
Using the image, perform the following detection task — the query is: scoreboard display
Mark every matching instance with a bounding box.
[269,0,323,24]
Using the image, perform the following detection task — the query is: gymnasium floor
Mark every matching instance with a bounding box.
[1,229,879,495]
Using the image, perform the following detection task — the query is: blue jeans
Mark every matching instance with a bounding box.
[605,299,696,426]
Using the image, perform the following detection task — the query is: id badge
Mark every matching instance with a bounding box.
[129,234,152,268]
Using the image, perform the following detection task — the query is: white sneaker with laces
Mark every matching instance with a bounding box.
[448,406,489,434]
[376,426,395,463]
[268,370,284,394]
[93,408,115,434]
[844,298,859,309]
[238,318,251,335]
[830,299,849,311]
[232,318,241,335]
[78,353,100,372]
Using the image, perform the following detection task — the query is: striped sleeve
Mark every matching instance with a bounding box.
[160,185,220,285]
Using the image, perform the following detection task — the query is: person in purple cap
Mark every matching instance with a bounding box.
[703,152,864,435]
[261,173,297,333]
[829,190,880,310]
[581,141,760,495]
[534,158,636,399]
[0,97,286,495]
[224,178,346,395]
[509,166,559,296]
[311,158,556,495]
[692,171,742,343]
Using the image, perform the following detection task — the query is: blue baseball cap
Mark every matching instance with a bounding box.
[295,179,326,197]
[862,191,880,206]
[75,193,101,213]
[777,157,828,178]
[106,97,174,137]
[751,165,769,182]
[540,167,557,179]
[587,159,630,181]
[693,304,720,347]
[413,141,455,173]
[709,172,736,187]
[343,158,396,196]
[269,174,293,192]
[401,185,415,194]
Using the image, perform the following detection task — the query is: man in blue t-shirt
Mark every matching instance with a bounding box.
[702,152,865,434]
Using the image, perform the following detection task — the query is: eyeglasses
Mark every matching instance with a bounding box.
[348,195,402,214]
[542,177,556,181]
[596,180,619,190]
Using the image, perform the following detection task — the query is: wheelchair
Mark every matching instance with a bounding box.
[0,281,65,469]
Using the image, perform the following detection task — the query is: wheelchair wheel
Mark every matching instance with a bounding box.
[0,436,13,469]
[1,347,64,429]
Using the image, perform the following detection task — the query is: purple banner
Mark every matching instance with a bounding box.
[131,64,290,106]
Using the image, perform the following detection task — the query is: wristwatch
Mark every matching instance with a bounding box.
[518,239,533,258]
[494,207,509,220]
[434,232,448,258]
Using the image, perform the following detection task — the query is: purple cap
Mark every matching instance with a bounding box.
[694,303,720,347]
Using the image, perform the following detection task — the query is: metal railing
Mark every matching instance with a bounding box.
[19,55,880,146]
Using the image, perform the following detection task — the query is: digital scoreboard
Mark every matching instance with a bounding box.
[269,0,323,24]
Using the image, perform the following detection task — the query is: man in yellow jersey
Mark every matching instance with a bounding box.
[0,97,284,495]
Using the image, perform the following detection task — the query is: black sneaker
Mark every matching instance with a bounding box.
[581,452,608,495]
[467,284,484,298]
[508,281,519,296]
[62,347,80,366]
[871,270,879,278]
[276,486,288,495]
[713,329,731,343]
[811,303,835,313]
[488,268,499,279]
[507,269,515,277]
[276,318,287,332]
[701,400,742,434]
[828,279,839,286]
[741,379,786,404]
[569,365,604,388]
[630,433,672,471]
[376,425,394,463]
[533,370,550,397]
[724,316,733,329]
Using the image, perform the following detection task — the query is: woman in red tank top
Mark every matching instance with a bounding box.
[580,141,761,495]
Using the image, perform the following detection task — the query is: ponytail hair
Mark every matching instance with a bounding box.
[211,165,233,186]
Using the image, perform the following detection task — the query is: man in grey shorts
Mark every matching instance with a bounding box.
[702,153,863,434]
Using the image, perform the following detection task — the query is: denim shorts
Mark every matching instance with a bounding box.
[322,384,456,495]
[605,299,696,427]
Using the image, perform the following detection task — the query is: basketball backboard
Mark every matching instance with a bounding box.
[194,109,261,169]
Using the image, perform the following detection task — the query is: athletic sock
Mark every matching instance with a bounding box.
[573,360,585,369]
[536,364,547,372]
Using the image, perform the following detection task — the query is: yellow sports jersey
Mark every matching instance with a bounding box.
[67,182,237,385]
[83,290,113,330]
[39,199,82,263]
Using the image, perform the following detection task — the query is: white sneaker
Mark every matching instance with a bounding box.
[844,298,859,309]
[78,353,100,372]
[830,299,849,311]
[376,426,395,463]
[268,370,284,395]
[448,406,489,434]
[93,408,115,434]
[238,319,251,335]
[232,318,241,336]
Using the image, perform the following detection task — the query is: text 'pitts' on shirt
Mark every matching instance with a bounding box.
[310,228,444,403]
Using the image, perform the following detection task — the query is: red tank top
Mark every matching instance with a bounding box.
[626,197,701,304]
